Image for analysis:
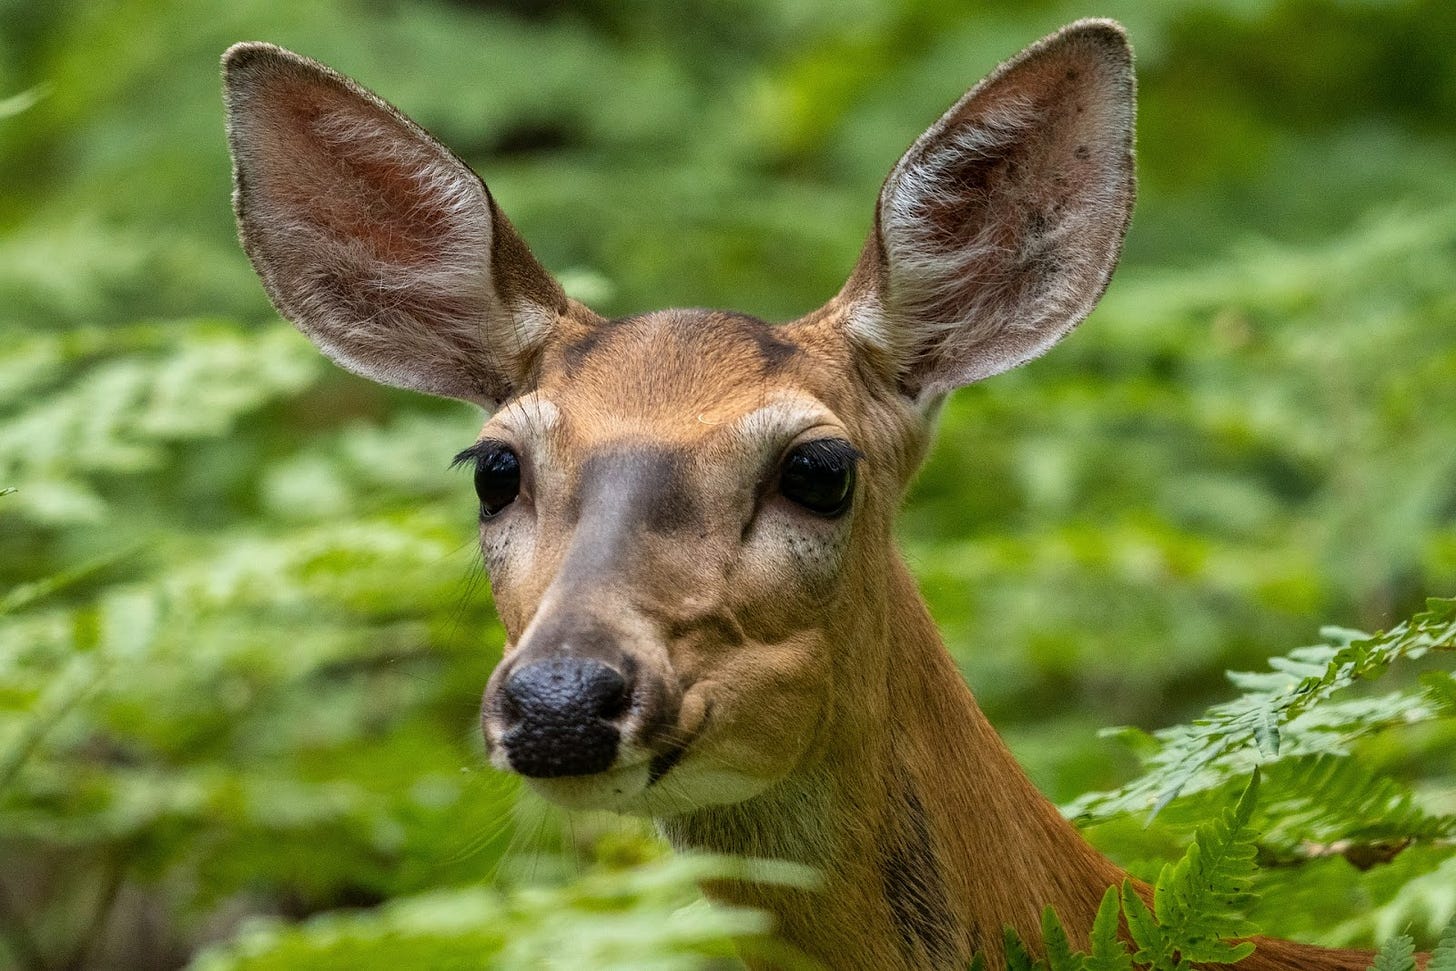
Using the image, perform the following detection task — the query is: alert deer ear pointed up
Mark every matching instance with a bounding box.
[223,43,567,408]
[835,20,1136,401]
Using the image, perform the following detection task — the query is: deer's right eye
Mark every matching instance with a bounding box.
[453,441,521,518]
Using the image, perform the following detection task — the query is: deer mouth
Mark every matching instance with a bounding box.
[513,701,713,814]
[646,741,689,786]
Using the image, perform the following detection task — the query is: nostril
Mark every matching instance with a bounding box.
[581,664,629,721]
[597,683,629,720]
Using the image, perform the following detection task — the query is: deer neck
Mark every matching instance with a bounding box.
[659,555,1125,969]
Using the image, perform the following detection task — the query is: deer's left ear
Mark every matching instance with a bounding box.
[836,20,1136,400]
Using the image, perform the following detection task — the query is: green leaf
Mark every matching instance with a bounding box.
[1421,671,1456,716]
[1368,933,1416,971]
[1004,926,1041,971]
[1086,887,1134,971]
[1066,605,1456,826]
[1429,917,1456,971]
[1041,906,1086,971]
[1122,882,1173,970]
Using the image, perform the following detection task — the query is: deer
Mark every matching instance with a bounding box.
[222,20,1395,970]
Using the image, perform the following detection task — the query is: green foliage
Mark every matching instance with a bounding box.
[190,854,817,971]
[1085,888,1133,971]
[1368,934,1417,971]
[1004,928,1039,971]
[991,774,1263,971]
[1431,919,1456,971]
[1040,906,1084,971]
[2,0,1455,967]
[989,595,1456,967]
[1366,919,1456,971]
[1067,602,1456,825]
[0,324,321,523]
[1130,771,1260,968]
[1068,601,1456,951]
[993,783,1456,971]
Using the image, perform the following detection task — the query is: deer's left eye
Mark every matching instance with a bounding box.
[779,439,859,517]
[453,441,521,518]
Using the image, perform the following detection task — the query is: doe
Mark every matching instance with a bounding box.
[223,21,1382,969]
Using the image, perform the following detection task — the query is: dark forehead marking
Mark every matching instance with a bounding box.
[555,445,702,591]
[575,446,700,533]
[561,314,633,373]
[559,310,800,374]
[709,310,801,371]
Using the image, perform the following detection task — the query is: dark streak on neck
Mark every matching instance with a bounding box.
[881,772,958,969]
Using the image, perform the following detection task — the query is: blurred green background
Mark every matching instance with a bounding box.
[1,0,1454,967]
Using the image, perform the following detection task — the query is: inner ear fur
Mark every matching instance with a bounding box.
[838,19,1136,400]
[223,43,566,407]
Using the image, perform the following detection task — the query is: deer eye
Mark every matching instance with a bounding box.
[453,441,521,518]
[779,439,859,517]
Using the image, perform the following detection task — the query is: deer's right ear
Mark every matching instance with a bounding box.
[223,43,565,407]
[834,20,1136,403]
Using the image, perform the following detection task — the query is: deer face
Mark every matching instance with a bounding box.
[467,309,907,812]
[223,21,1134,814]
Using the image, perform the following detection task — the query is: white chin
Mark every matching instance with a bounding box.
[524,762,653,812]
[524,761,771,817]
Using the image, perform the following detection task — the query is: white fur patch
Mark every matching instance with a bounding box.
[727,393,840,453]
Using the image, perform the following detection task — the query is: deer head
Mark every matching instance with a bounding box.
[222,21,1134,819]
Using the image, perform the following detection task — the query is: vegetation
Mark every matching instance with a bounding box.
[2,0,1454,967]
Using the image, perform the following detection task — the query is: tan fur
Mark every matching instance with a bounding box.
[224,22,1397,971]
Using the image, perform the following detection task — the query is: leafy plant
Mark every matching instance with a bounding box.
[3,0,1456,967]
[189,854,817,971]
[1066,600,1456,825]
[988,773,1263,971]
[992,771,1456,970]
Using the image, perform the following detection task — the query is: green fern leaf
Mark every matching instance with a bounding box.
[1252,755,1455,867]
[1004,927,1041,971]
[1064,603,1456,826]
[1368,933,1416,971]
[1422,671,1456,716]
[1429,917,1456,971]
[1040,906,1085,971]
[1123,882,1176,970]
[1153,770,1261,964]
[1085,887,1134,971]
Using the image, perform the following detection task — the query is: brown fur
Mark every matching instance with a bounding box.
[223,22,1402,971]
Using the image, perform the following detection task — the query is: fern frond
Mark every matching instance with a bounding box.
[1328,852,1456,945]
[1368,933,1416,971]
[1429,917,1456,971]
[1122,881,1173,969]
[1084,886,1134,971]
[1125,773,1262,968]
[1004,926,1039,971]
[1065,601,1456,825]
[0,324,322,523]
[1255,756,1455,861]
[1041,906,1085,971]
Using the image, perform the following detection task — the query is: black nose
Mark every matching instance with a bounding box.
[499,657,630,778]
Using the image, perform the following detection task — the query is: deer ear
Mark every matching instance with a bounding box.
[223,43,566,407]
[838,20,1136,401]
